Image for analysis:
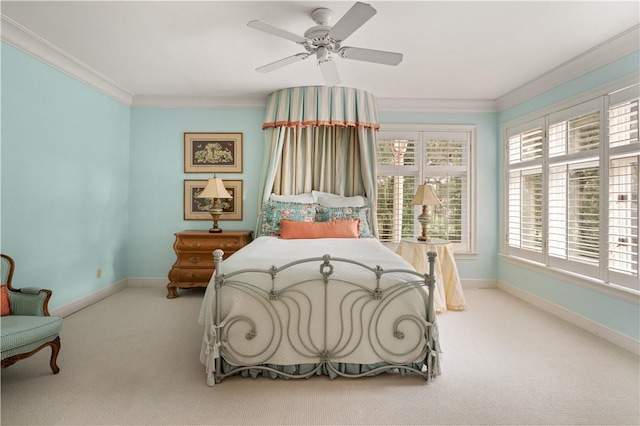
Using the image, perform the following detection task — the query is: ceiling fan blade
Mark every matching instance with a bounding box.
[340,47,403,66]
[247,20,307,44]
[328,2,376,42]
[320,60,341,86]
[256,53,309,73]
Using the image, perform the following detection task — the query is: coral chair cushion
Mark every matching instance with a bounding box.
[1,285,10,316]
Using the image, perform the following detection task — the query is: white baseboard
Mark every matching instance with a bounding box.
[51,279,127,318]
[497,280,640,355]
[462,279,497,289]
[126,278,167,288]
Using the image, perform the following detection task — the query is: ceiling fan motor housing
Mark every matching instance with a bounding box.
[303,8,341,57]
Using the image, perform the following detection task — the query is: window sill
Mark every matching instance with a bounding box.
[499,254,640,303]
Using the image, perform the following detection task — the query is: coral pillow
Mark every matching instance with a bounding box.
[280,219,360,239]
[1,285,11,316]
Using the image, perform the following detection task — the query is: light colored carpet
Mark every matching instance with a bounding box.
[1,286,638,425]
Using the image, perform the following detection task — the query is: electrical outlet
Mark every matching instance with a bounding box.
[97,268,102,278]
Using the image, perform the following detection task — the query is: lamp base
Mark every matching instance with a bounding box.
[209,208,223,233]
[417,207,431,242]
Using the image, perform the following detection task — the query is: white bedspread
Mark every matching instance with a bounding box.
[199,236,434,374]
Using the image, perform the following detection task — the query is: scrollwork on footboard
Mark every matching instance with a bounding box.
[206,249,440,386]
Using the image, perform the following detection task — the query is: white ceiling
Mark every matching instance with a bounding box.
[1,1,639,107]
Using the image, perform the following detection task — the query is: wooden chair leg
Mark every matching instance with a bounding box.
[1,336,61,374]
[49,336,61,374]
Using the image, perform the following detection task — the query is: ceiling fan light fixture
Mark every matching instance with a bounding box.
[316,46,329,62]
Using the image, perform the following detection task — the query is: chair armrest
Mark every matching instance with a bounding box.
[8,288,52,316]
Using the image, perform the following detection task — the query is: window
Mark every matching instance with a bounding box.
[505,84,639,292]
[376,125,476,254]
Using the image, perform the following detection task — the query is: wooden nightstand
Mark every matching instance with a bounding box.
[167,230,253,299]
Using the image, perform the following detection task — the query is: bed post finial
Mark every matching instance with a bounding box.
[214,249,224,262]
[214,249,224,288]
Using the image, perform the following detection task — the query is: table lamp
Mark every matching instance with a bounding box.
[409,183,442,241]
[197,176,233,233]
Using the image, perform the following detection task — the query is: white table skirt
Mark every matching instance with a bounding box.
[396,239,467,312]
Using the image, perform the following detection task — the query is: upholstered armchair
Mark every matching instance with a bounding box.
[1,254,62,373]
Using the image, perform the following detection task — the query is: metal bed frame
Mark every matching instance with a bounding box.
[206,248,440,386]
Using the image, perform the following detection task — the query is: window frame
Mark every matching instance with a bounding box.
[376,124,477,256]
[502,80,640,295]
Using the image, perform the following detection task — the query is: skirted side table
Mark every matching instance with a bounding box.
[396,237,467,312]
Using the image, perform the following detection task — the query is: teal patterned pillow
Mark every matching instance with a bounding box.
[316,205,373,238]
[259,201,316,236]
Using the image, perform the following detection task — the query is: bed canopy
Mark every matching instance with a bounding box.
[256,86,380,236]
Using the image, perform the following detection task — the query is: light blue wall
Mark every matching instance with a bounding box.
[497,51,640,340]
[127,108,264,279]
[1,43,131,310]
[378,111,499,281]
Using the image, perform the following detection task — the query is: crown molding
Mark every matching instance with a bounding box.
[131,94,266,109]
[133,95,498,112]
[2,12,637,113]
[377,98,498,113]
[1,15,134,106]
[497,25,640,111]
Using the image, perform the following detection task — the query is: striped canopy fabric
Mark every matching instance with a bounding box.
[262,86,380,130]
[257,86,380,237]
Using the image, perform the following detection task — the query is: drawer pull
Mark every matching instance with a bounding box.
[188,243,202,249]
[187,272,201,279]
[187,256,201,263]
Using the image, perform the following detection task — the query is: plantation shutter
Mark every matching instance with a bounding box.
[423,131,471,251]
[376,127,475,251]
[607,87,639,290]
[376,132,419,242]
[504,83,639,291]
[547,101,601,277]
[506,119,544,262]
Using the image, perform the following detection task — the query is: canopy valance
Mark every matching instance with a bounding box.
[262,86,380,130]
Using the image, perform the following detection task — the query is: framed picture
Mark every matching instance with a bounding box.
[183,179,243,221]
[184,132,243,173]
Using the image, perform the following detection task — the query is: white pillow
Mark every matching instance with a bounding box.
[269,192,314,204]
[312,190,368,207]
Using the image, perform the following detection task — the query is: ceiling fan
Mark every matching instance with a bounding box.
[247,2,403,86]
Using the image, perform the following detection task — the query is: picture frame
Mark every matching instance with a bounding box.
[184,132,243,173]
[183,179,243,221]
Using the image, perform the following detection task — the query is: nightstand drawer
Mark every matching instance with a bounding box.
[173,254,215,268]
[175,268,213,282]
[175,236,248,252]
[215,239,244,251]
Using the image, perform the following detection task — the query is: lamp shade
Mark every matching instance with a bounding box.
[197,177,232,199]
[409,184,442,206]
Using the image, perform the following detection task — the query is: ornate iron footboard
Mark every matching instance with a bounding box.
[206,249,440,386]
